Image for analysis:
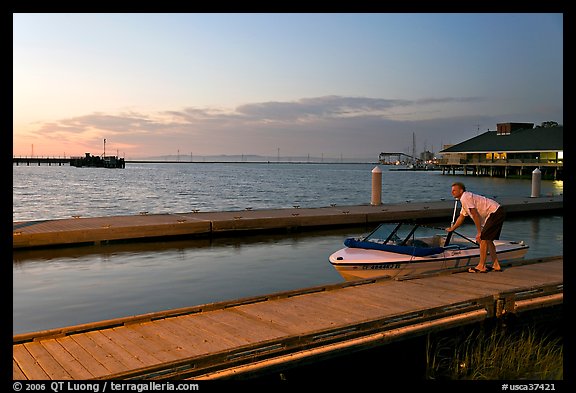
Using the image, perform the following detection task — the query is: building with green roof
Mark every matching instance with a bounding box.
[439,122,563,180]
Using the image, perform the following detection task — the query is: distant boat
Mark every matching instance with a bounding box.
[389,163,441,171]
[70,152,125,168]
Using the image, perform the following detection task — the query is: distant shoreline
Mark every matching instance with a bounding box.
[125,160,380,164]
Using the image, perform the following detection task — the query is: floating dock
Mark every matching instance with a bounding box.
[13,255,562,380]
[13,195,562,250]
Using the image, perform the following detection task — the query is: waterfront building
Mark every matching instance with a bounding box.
[439,122,563,180]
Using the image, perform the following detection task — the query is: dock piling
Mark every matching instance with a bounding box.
[531,168,541,198]
[371,166,382,205]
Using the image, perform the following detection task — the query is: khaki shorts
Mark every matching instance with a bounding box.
[481,207,506,240]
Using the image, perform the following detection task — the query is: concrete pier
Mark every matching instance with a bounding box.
[13,195,562,250]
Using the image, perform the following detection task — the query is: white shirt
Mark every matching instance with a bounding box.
[459,191,500,226]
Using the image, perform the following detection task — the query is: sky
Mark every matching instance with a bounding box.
[13,13,563,161]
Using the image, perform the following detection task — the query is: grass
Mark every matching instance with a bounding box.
[425,324,563,380]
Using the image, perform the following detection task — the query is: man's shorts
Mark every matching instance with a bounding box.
[481,207,506,240]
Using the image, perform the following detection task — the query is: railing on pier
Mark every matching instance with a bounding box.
[13,155,125,168]
[13,157,71,166]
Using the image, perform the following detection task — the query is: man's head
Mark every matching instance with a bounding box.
[451,182,466,199]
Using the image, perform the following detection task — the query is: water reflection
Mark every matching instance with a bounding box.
[531,217,540,241]
[13,227,366,265]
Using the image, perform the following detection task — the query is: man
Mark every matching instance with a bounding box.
[446,182,506,273]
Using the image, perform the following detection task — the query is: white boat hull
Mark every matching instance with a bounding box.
[329,240,529,281]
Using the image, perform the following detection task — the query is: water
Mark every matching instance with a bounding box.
[13,163,563,221]
[13,163,563,334]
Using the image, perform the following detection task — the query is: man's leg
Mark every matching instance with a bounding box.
[477,240,488,270]
[487,240,501,270]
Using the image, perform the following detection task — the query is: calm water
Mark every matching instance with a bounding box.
[13,162,563,221]
[13,163,563,334]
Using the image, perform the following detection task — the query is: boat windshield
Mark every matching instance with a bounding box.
[363,222,479,249]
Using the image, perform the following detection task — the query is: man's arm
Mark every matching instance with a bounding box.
[446,213,466,232]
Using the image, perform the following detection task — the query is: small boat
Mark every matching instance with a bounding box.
[70,153,125,168]
[329,221,529,280]
[69,140,125,168]
[388,163,441,171]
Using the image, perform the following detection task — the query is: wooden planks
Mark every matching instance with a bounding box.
[13,345,50,380]
[201,309,289,343]
[13,257,563,380]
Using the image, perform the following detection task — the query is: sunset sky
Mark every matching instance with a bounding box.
[13,13,563,160]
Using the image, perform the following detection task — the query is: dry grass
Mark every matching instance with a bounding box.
[426,325,562,380]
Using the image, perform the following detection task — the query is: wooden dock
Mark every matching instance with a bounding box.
[13,195,562,249]
[13,255,563,380]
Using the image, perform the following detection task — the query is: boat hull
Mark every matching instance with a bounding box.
[329,241,529,281]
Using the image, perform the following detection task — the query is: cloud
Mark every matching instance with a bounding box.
[17,94,556,158]
[415,96,483,105]
[235,96,412,121]
[34,113,163,136]
[26,94,485,139]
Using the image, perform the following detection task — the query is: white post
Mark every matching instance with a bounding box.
[531,167,541,198]
[371,166,382,205]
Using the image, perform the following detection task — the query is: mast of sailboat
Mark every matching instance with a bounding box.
[412,132,416,164]
[103,138,106,158]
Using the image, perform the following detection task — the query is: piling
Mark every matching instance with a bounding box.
[531,168,541,198]
[371,166,382,205]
